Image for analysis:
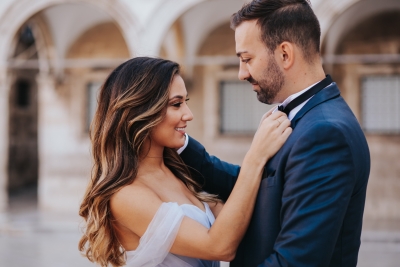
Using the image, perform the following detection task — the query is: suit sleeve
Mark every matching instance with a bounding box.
[259,122,356,267]
[180,136,240,202]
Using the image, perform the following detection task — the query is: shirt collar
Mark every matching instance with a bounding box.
[280,81,319,109]
[272,80,320,120]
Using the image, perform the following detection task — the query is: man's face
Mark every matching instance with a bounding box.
[235,20,285,104]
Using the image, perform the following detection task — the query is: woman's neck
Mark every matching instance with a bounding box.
[137,140,167,176]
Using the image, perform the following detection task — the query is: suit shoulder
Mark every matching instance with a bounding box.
[296,119,348,138]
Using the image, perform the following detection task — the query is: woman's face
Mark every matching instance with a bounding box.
[151,75,193,149]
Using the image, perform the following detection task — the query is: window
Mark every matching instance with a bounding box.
[86,82,102,131]
[361,75,400,134]
[16,79,30,108]
[220,81,272,134]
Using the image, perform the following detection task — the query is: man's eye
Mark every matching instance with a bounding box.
[241,58,250,63]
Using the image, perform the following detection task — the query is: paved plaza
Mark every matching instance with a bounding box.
[1,190,399,267]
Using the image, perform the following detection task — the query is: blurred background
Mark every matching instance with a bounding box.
[0,0,399,266]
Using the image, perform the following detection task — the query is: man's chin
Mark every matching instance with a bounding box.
[256,93,273,105]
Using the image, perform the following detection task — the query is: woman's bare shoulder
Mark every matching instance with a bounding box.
[110,182,162,218]
[111,181,156,199]
[110,181,164,237]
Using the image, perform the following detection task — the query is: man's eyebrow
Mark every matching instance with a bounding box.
[236,51,248,57]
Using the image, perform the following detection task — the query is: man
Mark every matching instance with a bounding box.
[180,0,370,266]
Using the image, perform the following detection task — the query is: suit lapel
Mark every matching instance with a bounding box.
[290,83,341,129]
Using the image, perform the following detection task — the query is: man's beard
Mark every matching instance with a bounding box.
[248,55,285,104]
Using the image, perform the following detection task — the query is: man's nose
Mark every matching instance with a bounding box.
[238,61,250,81]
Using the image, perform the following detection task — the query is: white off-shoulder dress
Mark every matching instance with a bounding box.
[125,202,220,267]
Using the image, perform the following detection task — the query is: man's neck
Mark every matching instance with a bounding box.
[277,64,326,103]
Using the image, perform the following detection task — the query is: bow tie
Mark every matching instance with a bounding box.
[278,75,333,116]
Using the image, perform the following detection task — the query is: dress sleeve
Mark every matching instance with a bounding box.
[125,202,185,267]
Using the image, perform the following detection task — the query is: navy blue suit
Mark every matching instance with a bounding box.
[180,83,370,267]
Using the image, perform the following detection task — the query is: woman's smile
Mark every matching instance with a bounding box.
[175,126,186,135]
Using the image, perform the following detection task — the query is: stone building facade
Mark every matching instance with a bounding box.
[0,0,399,226]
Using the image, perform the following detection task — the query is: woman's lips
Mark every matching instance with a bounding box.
[175,127,186,134]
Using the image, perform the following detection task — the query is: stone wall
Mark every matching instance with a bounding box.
[330,11,400,221]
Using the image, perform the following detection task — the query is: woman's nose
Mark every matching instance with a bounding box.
[182,105,193,121]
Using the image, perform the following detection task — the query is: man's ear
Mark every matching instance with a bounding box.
[275,42,295,70]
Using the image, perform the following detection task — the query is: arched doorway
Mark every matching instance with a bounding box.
[7,20,43,208]
[7,24,39,205]
[1,1,133,212]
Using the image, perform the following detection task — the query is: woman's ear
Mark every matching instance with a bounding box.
[276,42,295,70]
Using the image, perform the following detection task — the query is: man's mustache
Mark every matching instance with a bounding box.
[247,77,258,85]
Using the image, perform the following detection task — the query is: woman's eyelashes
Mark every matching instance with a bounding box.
[171,98,190,108]
[172,102,182,107]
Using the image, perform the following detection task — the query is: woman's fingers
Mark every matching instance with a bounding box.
[279,124,292,140]
[277,116,291,133]
[264,106,277,118]
[252,110,292,161]
[260,111,288,130]
[283,126,293,137]
[266,110,285,121]
[258,107,279,129]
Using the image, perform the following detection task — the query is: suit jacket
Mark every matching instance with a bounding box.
[180,83,370,267]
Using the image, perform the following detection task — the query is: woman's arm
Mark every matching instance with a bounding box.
[111,111,291,261]
[207,201,224,218]
[180,106,278,201]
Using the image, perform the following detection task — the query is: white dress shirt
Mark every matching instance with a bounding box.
[177,133,189,154]
[272,80,320,121]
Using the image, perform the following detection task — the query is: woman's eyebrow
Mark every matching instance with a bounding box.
[168,95,188,101]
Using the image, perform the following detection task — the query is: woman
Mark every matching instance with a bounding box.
[79,57,291,267]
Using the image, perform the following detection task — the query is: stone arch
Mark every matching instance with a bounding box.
[315,0,400,118]
[0,0,138,65]
[190,21,238,148]
[137,0,207,56]
[67,22,130,59]
[313,0,362,42]
[65,21,131,138]
[315,0,400,56]
[159,19,186,65]
[0,0,138,212]
[197,22,235,56]
[158,0,246,82]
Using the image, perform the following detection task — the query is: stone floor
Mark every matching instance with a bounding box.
[0,189,399,267]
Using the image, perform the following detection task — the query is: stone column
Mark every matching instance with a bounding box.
[0,68,10,212]
[36,73,91,214]
[36,72,60,211]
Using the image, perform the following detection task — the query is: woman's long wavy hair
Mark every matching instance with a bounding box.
[78,57,218,267]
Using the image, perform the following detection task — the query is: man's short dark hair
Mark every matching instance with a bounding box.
[231,0,321,62]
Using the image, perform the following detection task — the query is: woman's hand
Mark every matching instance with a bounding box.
[248,110,292,165]
[257,106,276,130]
